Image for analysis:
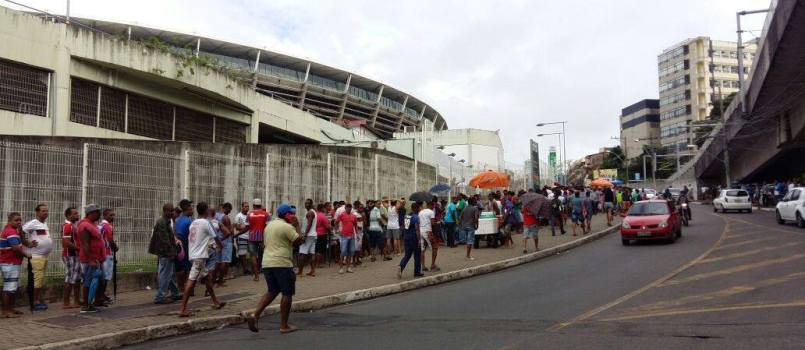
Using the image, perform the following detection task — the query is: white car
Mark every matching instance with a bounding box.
[713,189,753,213]
[776,187,805,228]
[644,189,657,199]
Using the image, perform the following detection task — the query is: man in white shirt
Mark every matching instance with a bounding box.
[418,202,439,272]
[296,199,318,277]
[234,201,250,275]
[178,202,225,317]
[22,204,52,311]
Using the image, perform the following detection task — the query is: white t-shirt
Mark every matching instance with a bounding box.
[369,207,382,232]
[188,218,216,260]
[235,212,249,240]
[304,209,317,237]
[387,207,400,230]
[23,219,52,257]
[419,208,435,234]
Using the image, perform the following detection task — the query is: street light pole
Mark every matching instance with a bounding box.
[736,8,769,114]
[537,121,568,183]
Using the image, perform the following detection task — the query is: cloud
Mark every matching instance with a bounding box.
[9,0,771,165]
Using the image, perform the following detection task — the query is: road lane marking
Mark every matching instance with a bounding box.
[698,242,804,264]
[660,254,805,287]
[544,213,731,332]
[598,300,805,322]
[607,272,805,316]
[720,214,805,235]
[712,237,774,251]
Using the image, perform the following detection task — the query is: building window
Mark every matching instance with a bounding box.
[127,94,173,140]
[0,58,50,117]
[68,77,247,143]
[660,105,690,121]
[99,86,126,132]
[215,117,248,143]
[660,91,688,107]
[175,107,214,142]
[70,79,99,126]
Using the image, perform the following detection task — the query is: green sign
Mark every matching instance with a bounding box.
[549,150,556,168]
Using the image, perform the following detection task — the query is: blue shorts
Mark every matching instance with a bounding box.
[102,257,114,281]
[571,211,585,224]
[523,225,539,239]
[263,267,295,296]
[218,238,233,263]
[339,237,355,257]
[460,228,476,245]
[206,247,218,271]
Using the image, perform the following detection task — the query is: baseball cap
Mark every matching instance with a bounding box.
[277,203,296,217]
[253,198,262,206]
[85,203,101,215]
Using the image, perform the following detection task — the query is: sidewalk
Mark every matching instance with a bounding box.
[9,214,616,350]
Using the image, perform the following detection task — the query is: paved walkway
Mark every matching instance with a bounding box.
[9,215,615,349]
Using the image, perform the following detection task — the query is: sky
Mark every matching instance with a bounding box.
[7,0,771,165]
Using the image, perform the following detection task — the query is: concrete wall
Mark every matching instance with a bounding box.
[0,6,350,146]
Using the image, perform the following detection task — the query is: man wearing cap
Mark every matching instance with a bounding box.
[245,203,302,334]
[78,204,105,314]
[247,199,269,282]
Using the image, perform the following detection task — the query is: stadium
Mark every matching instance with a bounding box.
[0,6,447,145]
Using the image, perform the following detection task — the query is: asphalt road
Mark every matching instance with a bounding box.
[129,206,805,349]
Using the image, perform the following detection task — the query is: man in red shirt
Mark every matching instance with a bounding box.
[78,204,105,314]
[61,207,81,309]
[247,199,269,282]
[314,203,331,271]
[522,206,539,254]
[1,212,33,318]
[336,204,358,274]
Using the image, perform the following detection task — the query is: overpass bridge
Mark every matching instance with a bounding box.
[696,0,805,185]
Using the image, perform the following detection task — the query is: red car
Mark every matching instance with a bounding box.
[620,199,682,245]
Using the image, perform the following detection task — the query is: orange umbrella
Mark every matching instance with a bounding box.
[469,171,511,189]
[590,178,614,188]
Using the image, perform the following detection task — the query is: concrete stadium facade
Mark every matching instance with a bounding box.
[0,6,447,148]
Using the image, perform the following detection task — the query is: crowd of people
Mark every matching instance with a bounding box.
[0,186,626,327]
[1,204,118,317]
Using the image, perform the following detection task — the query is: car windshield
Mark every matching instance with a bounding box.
[669,189,681,194]
[726,190,749,197]
[628,202,669,216]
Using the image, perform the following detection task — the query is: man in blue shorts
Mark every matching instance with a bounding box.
[245,204,303,334]
[570,191,586,236]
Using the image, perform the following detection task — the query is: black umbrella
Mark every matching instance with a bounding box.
[409,191,434,203]
[519,192,540,206]
[27,258,34,313]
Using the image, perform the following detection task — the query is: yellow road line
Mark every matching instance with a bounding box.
[599,300,805,322]
[544,213,731,332]
[722,215,805,235]
[712,237,774,251]
[660,254,805,287]
[609,271,805,315]
[698,242,804,264]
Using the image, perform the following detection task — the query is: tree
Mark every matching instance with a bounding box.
[602,146,625,170]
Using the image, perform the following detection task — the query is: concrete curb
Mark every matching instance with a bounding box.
[20,225,618,350]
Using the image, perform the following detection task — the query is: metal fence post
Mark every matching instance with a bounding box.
[374,153,379,199]
[327,152,332,202]
[182,150,189,200]
[414,160,418,192]
[265,152,270,205]
[81,143,88,210]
